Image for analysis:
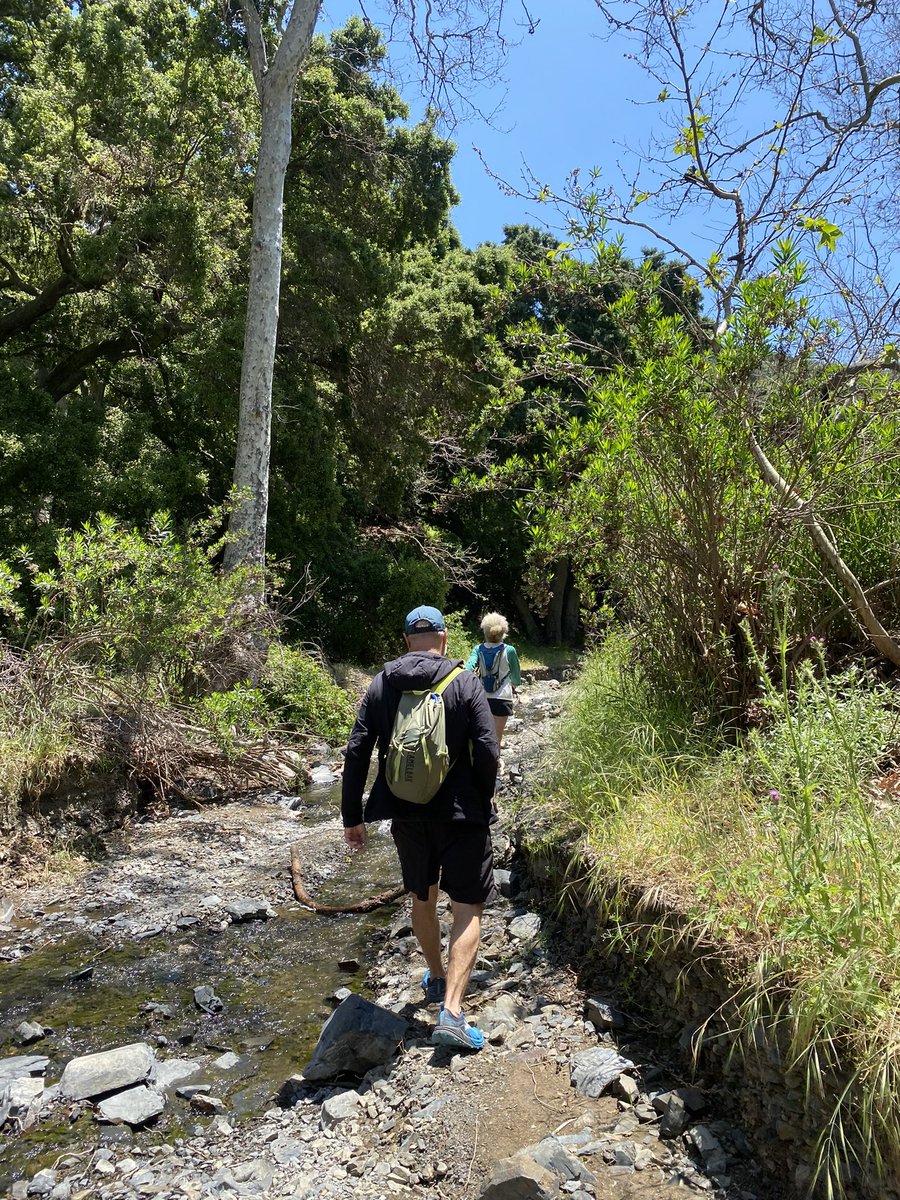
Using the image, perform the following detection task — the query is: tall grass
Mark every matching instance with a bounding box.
[544,631,900,1198]
[549,630,718,822]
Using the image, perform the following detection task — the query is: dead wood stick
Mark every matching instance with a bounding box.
[290,843,407,915]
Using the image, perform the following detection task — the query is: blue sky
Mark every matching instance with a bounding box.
[320,1,711,260]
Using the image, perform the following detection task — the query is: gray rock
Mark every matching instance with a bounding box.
[0,897,14,926]
[611,1074,640,1104]
[677,1084,707,1112]
[153,1058,201,1090]
[59,1043,155,1100]
[310,765,338,787]
[130,1170,156,1187]
[141,1001,175,1020]
[612,1142,637,1167]
[493,869,516,897]
[585,998,626,1031]
[97,1084,165,1126]
[0,1055,49,1084]
[232,1160,278,1192]
[320,1090,360,1129]
[411,1096,449,1121]
[480,994,524,1034]
[14,1021,46,1045]
[301,994,407,1082]
[271,1137,306,1164]
[193,984,224,1013]
[685,1125,728,1175]
[212,1051,240,1070]
[570,1047,635,1098]
[1,1074,44,1130]
[530,1138,597,1185]
[479,1155,559,1199]
[223,898,274,923]
[191,1092,226,1114]
[655,1091,688,1138]
[176,1083,210,1099]
[508,912,542,940]
[26,1169,56,1197]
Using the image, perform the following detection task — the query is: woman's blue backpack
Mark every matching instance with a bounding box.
[476,643,507,694]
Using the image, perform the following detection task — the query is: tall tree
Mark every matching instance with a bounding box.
[0,0,254,556]
[221,0,513,572]
[222,0,323,572]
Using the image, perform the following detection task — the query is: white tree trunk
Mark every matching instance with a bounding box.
[225,0,322,574]
[225,76,293,572]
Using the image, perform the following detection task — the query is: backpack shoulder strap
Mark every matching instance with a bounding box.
[432,665,463,696]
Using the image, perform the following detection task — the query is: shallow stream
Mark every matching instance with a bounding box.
[0,783,402,1189]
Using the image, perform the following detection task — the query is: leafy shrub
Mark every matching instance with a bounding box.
[194,686,272,756]
[305,539,449,663]
[550,631,716,824]
[261,643,354,743]
[3,511,267,695]
[444,609,478,661]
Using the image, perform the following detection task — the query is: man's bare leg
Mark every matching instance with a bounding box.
[444,901,483,1016]
[411,884,444,980]
[494,714,508,747]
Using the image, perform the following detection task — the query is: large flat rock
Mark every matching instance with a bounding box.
[0,1055,49,1085]
[59,1043,156,1100]
[97,1084,165,1126]
[302,994,407,1082]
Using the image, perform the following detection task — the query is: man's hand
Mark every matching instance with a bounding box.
[344,823,367,850]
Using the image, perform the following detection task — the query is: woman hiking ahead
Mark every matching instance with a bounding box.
[465,612,521,748]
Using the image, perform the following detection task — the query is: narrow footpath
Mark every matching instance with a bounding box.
[1,675,775,1200]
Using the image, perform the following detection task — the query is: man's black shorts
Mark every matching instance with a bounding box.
[487,697,514,717]
[391,820,497,905]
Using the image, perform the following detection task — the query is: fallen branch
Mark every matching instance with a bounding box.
[290,843,407,914]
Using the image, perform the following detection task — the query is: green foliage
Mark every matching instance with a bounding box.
[305,537,450,665]
[490,237,900,709]
[448,232,702,640]
[549,630,716,824]
[444,610,478,662]
[4,511,263,692]
[0,9,490,662]
[194,685,272,757]
[261,643,354,743]
[745,658,895,806]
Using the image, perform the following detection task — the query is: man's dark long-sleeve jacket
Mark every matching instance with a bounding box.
[341,651,499,827]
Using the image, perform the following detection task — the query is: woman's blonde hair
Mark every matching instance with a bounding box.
[481,611,509,643]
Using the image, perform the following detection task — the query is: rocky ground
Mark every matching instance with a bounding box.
[1,676,778,1200]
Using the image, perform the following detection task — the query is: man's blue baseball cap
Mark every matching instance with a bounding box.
[404,605,446,635]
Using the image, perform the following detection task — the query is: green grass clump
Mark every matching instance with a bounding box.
[543,630,900,1198]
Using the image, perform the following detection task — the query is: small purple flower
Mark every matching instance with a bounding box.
[769,788,781,802]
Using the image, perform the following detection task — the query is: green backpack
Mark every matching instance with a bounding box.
[386,666,463,804]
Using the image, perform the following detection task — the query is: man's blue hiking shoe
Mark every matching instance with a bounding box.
[431,1007,485,1052]
[421,970,446,1006]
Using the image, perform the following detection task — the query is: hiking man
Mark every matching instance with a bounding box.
[342,605,499,1051]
